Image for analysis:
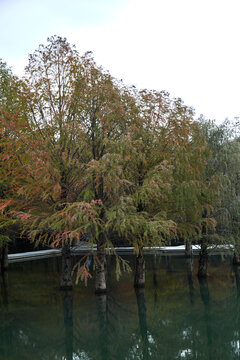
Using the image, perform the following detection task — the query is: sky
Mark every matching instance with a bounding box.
[1,0,240,123]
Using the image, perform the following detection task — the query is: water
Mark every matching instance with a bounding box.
[0,254,239,360]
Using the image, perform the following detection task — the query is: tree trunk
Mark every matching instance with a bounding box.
[95,243,107,294]
[60,242,72,290]
[233,246,240,265]
[134,249,145,288]
[1,245,8,272]
[198,240,208,278]
[185,240,192,257]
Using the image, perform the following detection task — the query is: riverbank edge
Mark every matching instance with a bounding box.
[8,244,234,263]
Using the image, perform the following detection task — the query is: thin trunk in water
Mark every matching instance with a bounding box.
[1,245,8,272]
[185,240,192,257]
[60,242,72,290]
[233,245,240,265]
[198,240,208,278]
[134,248,145,288]
[95,242,107,294]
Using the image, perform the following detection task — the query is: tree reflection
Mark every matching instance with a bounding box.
[231,265,240,358]
[96,293,109,360]
[198,276,213,359]
[61,290,73,360]
[1,270,8,307]
[0,270,10,359]
[135,287,150,359]
[186,257,195,304]
[233,265,240,299]
[153,254,158,307]
[165,255,173,273]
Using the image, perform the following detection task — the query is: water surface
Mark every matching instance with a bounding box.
[0,255,239,359]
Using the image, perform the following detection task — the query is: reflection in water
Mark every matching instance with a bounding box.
[135,287,149,359]
[233,265,240,299]
[1,255,240,359]
[62,290,73,360]
[153,254,158,287]
[199,276,210,306]
[233,266,240,332]
[0,270,10,360]
[165,255,174,273]
[152,254,158,307]
[198,276,213,360]
[186,257,195,304]
[96,293,109,360]
[1,270,8,307]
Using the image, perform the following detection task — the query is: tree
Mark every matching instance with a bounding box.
[104,89,209,286]
[200,117,240,267]
[0,37,139,291]
[196,117,237,277]
[0,37,101,288]
[0,59,22,270]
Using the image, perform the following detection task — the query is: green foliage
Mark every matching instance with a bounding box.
[0,234,11,247]
[199,117,240,247]
[23,200,103,248]
[115,256,132,281]
[0,217,16,248]
[72,255,93,286]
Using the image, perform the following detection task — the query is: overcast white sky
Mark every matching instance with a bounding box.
[1,0,240,123]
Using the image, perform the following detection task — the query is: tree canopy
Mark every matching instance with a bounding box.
[0,35,237,285]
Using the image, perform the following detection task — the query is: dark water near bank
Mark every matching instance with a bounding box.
[0,255,239,360]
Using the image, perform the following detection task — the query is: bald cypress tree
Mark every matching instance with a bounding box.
[0,37,143,291]
[0,59,21,270]
[198,117,240,274]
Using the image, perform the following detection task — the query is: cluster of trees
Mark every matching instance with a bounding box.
[0,36,239,293]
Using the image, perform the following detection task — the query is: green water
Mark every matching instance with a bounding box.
[0,255,239,360]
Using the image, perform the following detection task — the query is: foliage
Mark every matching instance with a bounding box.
[0,35,230,282]
[199,117,240,248]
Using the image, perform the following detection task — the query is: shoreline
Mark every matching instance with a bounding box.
[8,244,234,263]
